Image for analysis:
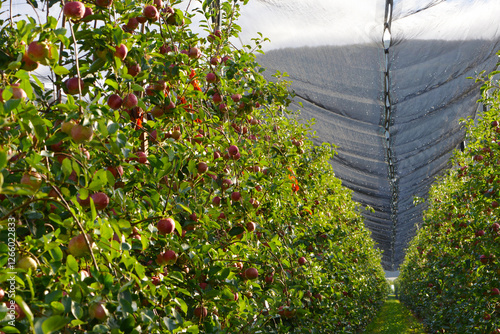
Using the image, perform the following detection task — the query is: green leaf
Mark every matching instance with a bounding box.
[53,66,69,75]
[0,149,7,170]
[105,78,119,91]
[0,326,20,334]
[177,203,192,214]
[228,226,244,236]
[66,255,79,274]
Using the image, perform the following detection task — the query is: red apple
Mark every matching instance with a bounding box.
[126,17,139,31]
[134,151,148,164]
[107,94,123,109]
[246,221,256,232]
[127,63,141,77]
[212,92,222,104]
[231,93,242,103]
[14,303,25,320]
[244,267,258,279]
[157,218,176,235]
[228,145,239,156]
[114,44,128,60]
[64,1,85,20]
[188,47,201,59]
[123,93,138,108]
[143,5,159,21]
[197,162,208,173]
[83,7,93,18]
[162,250,177,265]
[231,191,241,202]
[91,192,109,210]
[96,0,112,7]
[206,73,217,83]
[210,56,220,65]
[65,77,84,95]
[194,306,207,318]
[298,256,307,266]
[68,233,94,258]
[212,196,221,206]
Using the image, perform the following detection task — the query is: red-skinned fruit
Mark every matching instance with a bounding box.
[157,218,176,235]
[197,162,208,173]
[194,306,208,318]
[143,5,159,21]
[27,41,49,62]
[107,94,123,109]
[206,73,217,83]
[246,221,256,232]
[162,250,177,265]
[66,77,84,95]
[83,7,93,18]
[71,124,93,143]
[20,172,42,190]
[231,191,241,202]
[64,1,85,20]
[96,0,112,7]
[298,256,307,266]
[244,267,258,279]
[91,192,109,210]
[114,44,128,60]
[123,93,138,108]
[89,302,107,320]
[228,145,239,156]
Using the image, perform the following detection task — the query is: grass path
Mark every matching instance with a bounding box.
[364,295,426,333]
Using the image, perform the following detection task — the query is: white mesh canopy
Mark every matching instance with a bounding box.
[237,0,500,269]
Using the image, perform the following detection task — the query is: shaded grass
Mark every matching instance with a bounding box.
[364,295,426,333]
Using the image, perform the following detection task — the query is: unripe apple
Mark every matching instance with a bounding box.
[71,124,93,143]
[68,233,94,258]
[143,5,159,21]
[27,41,49,62]
[89,302,107,320]
[91,192,109,210]
[21,52,38,71]
[20,172,42,190]
[65,77,84,95]
[64,1,85,20]
[244,267,258,279]
[157,218,176,235]
[123,93,138,108]
[61,119,76,135]
[107,94,122,109]
[18,256,37,271]
[114,44,128,60]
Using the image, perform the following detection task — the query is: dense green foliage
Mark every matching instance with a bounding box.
[0,0,388,333]
[399,65,500,333]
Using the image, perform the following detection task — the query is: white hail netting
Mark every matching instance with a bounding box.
[236,0,500,269]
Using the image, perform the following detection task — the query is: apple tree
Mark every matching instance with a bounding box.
[0,0,388,333]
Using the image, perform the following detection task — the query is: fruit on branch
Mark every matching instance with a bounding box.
[107,166,123,178]
[231,191,241,202]
[64,1,86,20]
[298,256,307,266]
[231,94,242,103]
[206,73,217,83]
[107,94,123,109]
[91,192,109,210]
[162,250,177,265]
[65,77,84,95]
[27,41,50,62]
[61,120,76,135]
[126,17,139,31]
[157,218,176,235]
[212,196,221,206]
[127,63,141,77]
[194,306,208,318]
[83,7,93,18]
[123,93,138,108]
[244,267,258,279]
[21,52,38,71]
[134,151,148,164]
[18,256,38,271]
[114,44,128,60]
[189,47,201,59]
[143,5,159,21]
[20,172,42,190]
[228,145,239,156]
[246,221,256,232]
[197,162,208,173]
[71,124,93,143]
[89,302,107,320]
[68,233,94,258]
[95,0,112,8]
